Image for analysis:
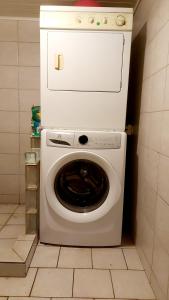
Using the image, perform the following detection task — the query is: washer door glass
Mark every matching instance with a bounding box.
[54,159,109,213]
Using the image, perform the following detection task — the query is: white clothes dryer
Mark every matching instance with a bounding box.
[40,6,133,131]
[40,129,127,246]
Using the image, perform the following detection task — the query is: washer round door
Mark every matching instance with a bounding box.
[45,151,121,223]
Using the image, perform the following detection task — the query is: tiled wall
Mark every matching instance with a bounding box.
[132,1,169,299]
[0,18,40,204]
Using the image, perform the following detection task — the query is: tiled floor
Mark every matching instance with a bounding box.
[0,204,26,262]
[0,242,155,299]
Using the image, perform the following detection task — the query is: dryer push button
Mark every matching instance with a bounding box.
[79,135,88,145]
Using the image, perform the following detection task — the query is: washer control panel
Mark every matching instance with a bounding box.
[40,11,133,31]
[46,130,121,149]
[75,131,121,149]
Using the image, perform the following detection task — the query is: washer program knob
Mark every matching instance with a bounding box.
[79,135,88,145]
[116,15,126,26]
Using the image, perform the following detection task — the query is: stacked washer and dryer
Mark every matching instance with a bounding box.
[40,5,133,246]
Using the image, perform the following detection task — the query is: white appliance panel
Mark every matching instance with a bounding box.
[48,31,124,92]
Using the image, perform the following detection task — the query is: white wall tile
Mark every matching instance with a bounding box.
[0,111,19,133]
[0,89,18,111]
[0,20,17,42]
[19,43,40,66]
[19,67,40,89]
[0,175,19,194]
[0,17,40,206]
[0,133,19,154]
[141,216,154,266]
[0,194,19,204]
[0,42,18,66]
[149,112,162,152]
[161,111,169,157]
[134,3,169,300]
[142,182,157,230]
[140,78,152,113]
[152,236,169,297]
[0,154,19,174]
[150,68,166,112]
[19,175,25,204]
[144,148,159,192]
[163,65,169,110]
[155,196,169,254]
[150,22,169,75]
[147,0,169,43]
[19,134,30,154]
[19,111,32,134]
[158,154,169,206]
[0,66,18,88]
[19,90,40,111]
[18,20,40,42]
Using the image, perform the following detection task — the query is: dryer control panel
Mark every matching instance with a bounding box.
[46,130,121,149]
[40,11,132,31]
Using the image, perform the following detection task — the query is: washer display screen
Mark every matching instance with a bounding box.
[54,159,109,213]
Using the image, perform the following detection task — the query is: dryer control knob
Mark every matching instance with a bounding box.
[116,15,126,26]
[79,135,88,145]
[77,17,82,24]
[89,17,95,24]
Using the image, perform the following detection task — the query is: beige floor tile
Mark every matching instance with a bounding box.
[111,270,155,299]
[0,204,17,213]
[31,245,60,267]
[123,249,144,270]
[31,268,73,297]
[0,225,25,238]
[92,248,127,269]
[73,269,114,298]
[52,299,92,300]
[7,214,25,225]
[0,268,37,296]
[0,239,15,248]
[0,247,22,262]
[12,240,33,261]
[0,298,8,300]
[15,205,25,213]
[58,247,92,268]
[9,298,49,300]
[0,214,10,225]
[18,234,36,241]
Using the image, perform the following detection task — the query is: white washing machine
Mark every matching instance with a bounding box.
[40,129,127,246]
[40,6,133,131]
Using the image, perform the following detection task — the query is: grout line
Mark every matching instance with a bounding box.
[29,267,39,296]
[121,248,128,270]
[0,87,39,90]
[143,62,169,83]
[72,268,75,297]
[91,248,93,268]
[0,64,40,67]
[56,246,61,268]
[29,266,138,270]
[109,269,115,299]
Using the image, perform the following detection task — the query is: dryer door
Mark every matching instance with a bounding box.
[47,31,124,92]
[45,151,121,223]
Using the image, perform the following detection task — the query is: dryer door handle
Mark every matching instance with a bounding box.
[55,54,64,70]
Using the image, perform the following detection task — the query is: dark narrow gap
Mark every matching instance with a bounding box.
[123,24,147,242]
